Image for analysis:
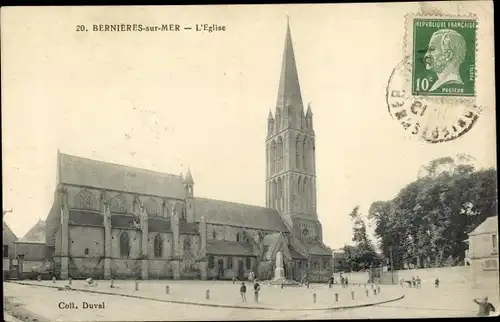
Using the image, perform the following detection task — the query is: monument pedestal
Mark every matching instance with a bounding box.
[274,267,284,279]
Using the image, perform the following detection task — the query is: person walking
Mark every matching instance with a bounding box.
[473,296,496,317]
[253,280,260,303]
[416,276,421,289]
[434,278,440,288]
[240,282,247,302]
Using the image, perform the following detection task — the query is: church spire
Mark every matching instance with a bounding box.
[276,17,303,110]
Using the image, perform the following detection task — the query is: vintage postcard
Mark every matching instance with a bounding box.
[2,2,497,321]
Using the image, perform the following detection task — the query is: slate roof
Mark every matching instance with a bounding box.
[3,220,18,245]
[193,197,288,232]
[289,248,307,259]
[206,240,256,256]
[20,219,46,243]
[58,153,185,199]
[304,242,333,256]
[179,222,199,234]
[469,216,498,236]
[67,211,198,235]
[69,210,103,226]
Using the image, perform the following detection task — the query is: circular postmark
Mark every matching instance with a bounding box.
[386,57,481,143]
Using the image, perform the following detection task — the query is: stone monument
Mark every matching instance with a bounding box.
[269,251,299,286]
[275,251,285,279]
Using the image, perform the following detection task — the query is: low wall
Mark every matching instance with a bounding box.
[396,266,471,284]
[336,266,474,286]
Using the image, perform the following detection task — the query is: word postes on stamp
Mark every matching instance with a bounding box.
[412,18,477,97]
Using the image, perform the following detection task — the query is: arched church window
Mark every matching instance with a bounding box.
[272,140,277,173]
[119,232,130,257]
[145,198,159,216]
[75,189,97,210]
[154,234,163,258]
[296,135,301,169]
[303,138,307,171]
[277,136,283,172]
[110,194,129,214]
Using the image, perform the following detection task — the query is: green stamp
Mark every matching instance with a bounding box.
[412,19,476,97]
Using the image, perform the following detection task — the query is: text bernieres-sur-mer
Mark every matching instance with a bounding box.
[59,302,106,309]
[92,24,226,32]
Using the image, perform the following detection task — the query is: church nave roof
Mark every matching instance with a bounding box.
[193,197,289,232]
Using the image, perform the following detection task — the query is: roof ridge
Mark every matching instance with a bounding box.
[60,152,182,179]
[194,197,272,211]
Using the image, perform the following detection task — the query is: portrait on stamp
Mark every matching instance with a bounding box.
[412,19,476,97]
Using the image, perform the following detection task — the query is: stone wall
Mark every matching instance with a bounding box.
[342,266,483,286]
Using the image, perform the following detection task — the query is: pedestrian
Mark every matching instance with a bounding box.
[240,282,247,302]
[473,296,496,317]
[253,280,260,303]
[345,277,349,287]
[416,276,421,289]
[411,276,416,288]
[232,277,237,284]
[328,276,333,288]
[434,278,440,288]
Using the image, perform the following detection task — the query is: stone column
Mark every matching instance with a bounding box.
[59,187,69,280]
[140,206,149,280]
[103,203,112,279]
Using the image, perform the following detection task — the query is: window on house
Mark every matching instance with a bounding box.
[3,245,8,258]
[227,257,233,269]
[208,256,215,269]
[492,234,498,253]
[246,258,251,270]
[236,233,240,242]
[84,248,89,255]
[323,260,329,270]
[212,230,216,239]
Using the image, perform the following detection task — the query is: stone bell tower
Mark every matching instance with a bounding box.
[265,18,322,243]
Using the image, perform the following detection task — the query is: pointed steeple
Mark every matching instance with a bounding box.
[184,167,194,184]
[268,109,274,120]
[276,17,303,110]
[306,102,312,116]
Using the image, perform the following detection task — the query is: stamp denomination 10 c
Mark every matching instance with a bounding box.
[412,19,477,97]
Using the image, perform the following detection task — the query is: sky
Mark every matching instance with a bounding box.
[1,2,496,249]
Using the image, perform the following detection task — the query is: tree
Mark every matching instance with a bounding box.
[369,155,497,269]
[346,206,379,271]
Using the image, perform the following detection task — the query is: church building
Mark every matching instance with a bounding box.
[43,21,333,282]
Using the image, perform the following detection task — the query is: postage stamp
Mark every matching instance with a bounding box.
[386,12,481,144]
[411,18,477,97]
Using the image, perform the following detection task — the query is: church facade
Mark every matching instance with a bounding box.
[44,21,333,282]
